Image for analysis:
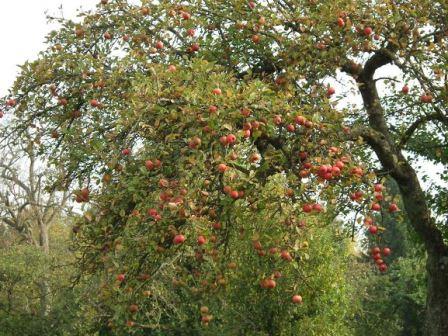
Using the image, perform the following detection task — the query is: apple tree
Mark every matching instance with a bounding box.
[1,0,446,335]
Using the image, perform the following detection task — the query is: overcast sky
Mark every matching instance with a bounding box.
[0,1,96,96]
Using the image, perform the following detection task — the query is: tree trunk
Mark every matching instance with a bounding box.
[346,48,448,336]
[395,166,448,336]
[425,251,448,336]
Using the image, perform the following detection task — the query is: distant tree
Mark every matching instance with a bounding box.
[0,134,70,316]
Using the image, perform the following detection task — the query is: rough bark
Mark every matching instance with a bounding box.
[347,48,448,336]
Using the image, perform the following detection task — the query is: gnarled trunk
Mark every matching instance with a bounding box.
[425,251,448,336]
[395,165,448,336]
[345,48,448,336]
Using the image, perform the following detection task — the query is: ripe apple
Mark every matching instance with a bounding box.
[281,250,292,261]
[168,64,177,72]
[371,203,381,211]
[173,234,186,245]
[374,183,383,192]
[226,134,236,144]
[420,94,433,103]
[145,160,154,170]
[295,115,306,125]
[302,204,313,213]
[230,190,239,199]
[401,85,409,94]
[364,26,373,36]
[292,295,303,304]
[209,105,218,113]
[389,203,399,212]
[241,108,251,117]
[219,135,228,146]
[273,115,282,125]
[104,32,112,40]
[373,253,381,260]
[129,304,139,313]
[191,43,200,52]
[122,148,131,156]
[378,263,388,272]
[327,87,336,97]
[217,163,228,173]
[368,225,378,234]
[248,1,256,9]
[90,99,100,107]
[371,246,381,254]
[383,247,392,256]
[375,258,384,265]
[140,7,150,15]
[181,11,191,20]
[117,273,125,282]
[252,34,261,43]
[265,279,276,289]
[6,98,16,107]
[155,41,164,49]
[212,88,222,95]
[197,235,206,245]
[286,124,295,132]
[337,17,345,27]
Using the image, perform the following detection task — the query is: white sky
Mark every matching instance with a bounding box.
[0,1,96,96]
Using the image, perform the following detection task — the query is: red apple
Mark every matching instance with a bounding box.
[265,279,276,289]
[292,295,303,304]
[197,235,206,245]
[281,250,292,261]
[226,134,236,144]
[302,204,313,213]
[371,203,381,211]
[145,160,154,170]
[129,304,139,313]
[212,88,222,95]
[181,11,191,20]
[217,163,228,173]
[383,247,392,256]
[116,273,125,282]
[368,225,378,234]
[6,98,16,107]
[337,17,345,27]
[389,203,399,212]
[155,41,164,49]
[364,26,373,36]
[401,85,409,94]
[173,234,186,245]
[230,190,239,199]
[90,99,100,107]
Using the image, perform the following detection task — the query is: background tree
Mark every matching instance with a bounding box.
[0,134,70,316]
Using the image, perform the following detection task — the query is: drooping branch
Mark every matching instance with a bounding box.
[398,112,446,148]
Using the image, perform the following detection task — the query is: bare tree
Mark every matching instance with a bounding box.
[0,135,71,315]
